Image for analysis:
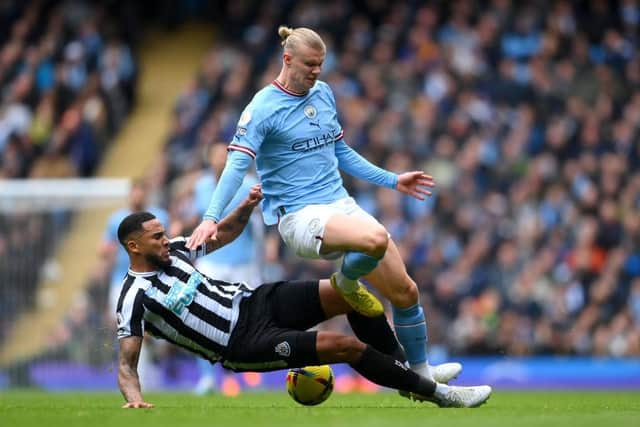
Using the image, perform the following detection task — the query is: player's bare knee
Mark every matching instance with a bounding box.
[389,279,419,308]
[363,225,388,258]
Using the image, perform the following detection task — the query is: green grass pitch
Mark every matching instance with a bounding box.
[2,390,638,427]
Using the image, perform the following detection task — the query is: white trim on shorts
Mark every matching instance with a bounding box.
[276,197,380,260]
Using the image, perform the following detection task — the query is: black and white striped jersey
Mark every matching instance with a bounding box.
[116,237,254,363]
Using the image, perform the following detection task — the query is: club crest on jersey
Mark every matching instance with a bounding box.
[303,104,317,119]
[238,109,252,126]
[275,341,291,357]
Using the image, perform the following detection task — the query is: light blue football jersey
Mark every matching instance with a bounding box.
[229,80,349,225]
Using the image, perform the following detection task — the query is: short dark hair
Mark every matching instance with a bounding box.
[117,211,157,249]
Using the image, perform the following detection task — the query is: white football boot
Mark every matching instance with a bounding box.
[430,362,463,383]
[409,385,492,408]
[398,362,463,401]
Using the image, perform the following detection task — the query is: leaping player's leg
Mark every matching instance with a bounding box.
[363,239,462,383]
[276,207,385,317]
[278,202,461,383]
[320,212,458,381]
[320,213,389,316]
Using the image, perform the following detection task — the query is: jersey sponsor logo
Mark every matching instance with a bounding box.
[303,104,317,119]
[146,287,159,298]
[275,341,291,357]
[291,132,336,152]
[238,109,252,126]
[163,272,202,315]
[236,126,247,136]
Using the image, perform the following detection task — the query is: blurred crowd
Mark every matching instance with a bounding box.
[0,0,138,179]
[0,0,139,347]
[153,0,640,358]
[3,0,640,365]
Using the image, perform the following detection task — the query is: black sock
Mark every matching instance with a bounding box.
[350,345,436,396]
[347,312,407,363]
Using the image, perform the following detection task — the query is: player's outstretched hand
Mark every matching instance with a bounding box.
[246,183,263,207]
[186,219,218,250]
[396,171,435,200]
[122,401,155,409]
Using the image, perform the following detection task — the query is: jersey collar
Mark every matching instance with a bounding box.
[128,268,160,277]
[272,79,307,97]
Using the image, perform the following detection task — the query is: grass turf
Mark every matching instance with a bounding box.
[1,390,638,427]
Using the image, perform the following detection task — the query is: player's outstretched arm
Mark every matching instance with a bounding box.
[396,171,435,200]
[118,336,154,409]
[335,142,436,200]
[204,184,263,254]
[335,141,398,189]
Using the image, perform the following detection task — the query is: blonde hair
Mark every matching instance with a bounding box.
[278,25,326,53]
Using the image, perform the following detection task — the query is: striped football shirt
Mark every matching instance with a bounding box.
[115,237,253,363]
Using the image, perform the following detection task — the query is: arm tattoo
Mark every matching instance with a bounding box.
[117,337,144,403]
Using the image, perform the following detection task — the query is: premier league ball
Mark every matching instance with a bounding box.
[286,365,334,406]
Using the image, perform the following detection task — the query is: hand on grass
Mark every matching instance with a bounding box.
[122,401,155,409]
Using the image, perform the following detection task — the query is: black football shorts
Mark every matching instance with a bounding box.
[222,280,326,372]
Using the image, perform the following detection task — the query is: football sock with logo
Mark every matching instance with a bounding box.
[349,345,436,396]
[347,312,407,363]
[392,303,432,380]
[337,252,381,293]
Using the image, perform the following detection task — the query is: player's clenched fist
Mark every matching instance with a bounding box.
[246,184,263,207]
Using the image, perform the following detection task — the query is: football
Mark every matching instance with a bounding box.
[286,365,334,406]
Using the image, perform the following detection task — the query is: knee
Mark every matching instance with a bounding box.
[388,278,419,308]
[362,225,389,258]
